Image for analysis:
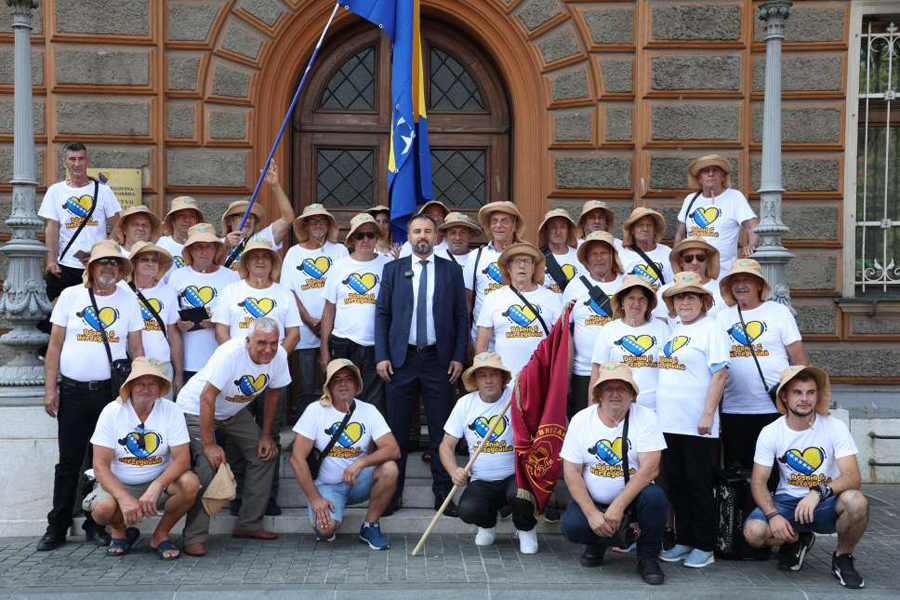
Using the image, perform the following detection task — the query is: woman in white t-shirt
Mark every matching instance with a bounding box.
[366,205,401,258]
[84,357,198,559]
[653,236,724,325]
[618,207,674,291]
[538,208,583,295]
[111,205,161,257]
[656,272,729,568]
[157,196,203,282]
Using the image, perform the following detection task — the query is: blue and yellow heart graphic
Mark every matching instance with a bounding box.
[325,421,366,448]
[503,304,538,327]
[301,256,332,279]
[468,415,508,442]
[184,285,216,307]
[80,306,119,331]
[663,336,690,357]
[118,427,161,459]
[780,447,826,475]
[728,321,767,345]
[235,374,269,396]
[588,437,627,466]
[615,334,656,357]
[140,298,164,321]
[559,264,577,282]
[691,207,721,227]
[483,262,503,284]
[173,256,186,268]
[62,194,94,218]
[344,272,378,294]
[585,297,610,317]
[631,263,662,283]
[241,297,275,318]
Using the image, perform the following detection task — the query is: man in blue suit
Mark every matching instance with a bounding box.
[375,214,468,516]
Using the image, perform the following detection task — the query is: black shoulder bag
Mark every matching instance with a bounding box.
[627,245,666,286]
[579,275,613,318]
[58,178,100,262]
[682,190,702,232]
[541,246,571,292]
[596,409,637,548]
[508,284,550,336]
[307,401,355,480]
[88,287,132,401]
[736,305,778,406]
[129,282,167,340]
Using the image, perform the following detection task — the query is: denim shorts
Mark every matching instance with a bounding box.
[746,493,839,534]
[307,466,375,524]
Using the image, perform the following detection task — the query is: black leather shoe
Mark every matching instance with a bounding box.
[82,523,110,546]
[37,527,65,551]
[265,498,282,516]
[638,558,665,585]
[383,497,402,517]
[437,497,460,518]
[580,543,605,567]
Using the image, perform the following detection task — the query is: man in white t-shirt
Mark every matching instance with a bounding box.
[176,318,290,556]
[538,208,583,295]
[437,211,480,266]
[618,207,674,291]
[744,366,868,589]
[576,200,623,249]
[560,363,667,585]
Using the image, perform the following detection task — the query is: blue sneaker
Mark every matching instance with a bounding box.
[683,548,715,568]
[659,544,692,562]
[359,521,390,550]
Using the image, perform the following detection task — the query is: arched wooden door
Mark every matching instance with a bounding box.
[292,19,511,231]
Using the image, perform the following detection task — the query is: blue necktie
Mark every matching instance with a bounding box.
[417,259,428,348]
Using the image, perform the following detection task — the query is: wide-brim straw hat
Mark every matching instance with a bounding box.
[82,239,133,285]
[499,242,546,286]
[775,365,831,416]
[127,241,174,284]
[687,154,732,189]
[417,200,450,219]
[662,271,714,317]
[462,352,513,393]
[622,207,665,248]
[591,362,640,403]
[719,258,771,307]
[321,358,364,405]
[202,462,236,517]
[365,204,390,217]
[576,231,625,275]
[439,211,482,234]
[118,356,172,402]
[670,236,721,280]
[537,208,577,249]
[478,201,525,240]
[221,200,266,234]
[162,196,203,235]
[345,213,384,250]
[577,200,615,238]
[292,203,339,244]
[111,205,161,245]
[610,274,659,317]
[181,223,226,266]
[237,238,282,281]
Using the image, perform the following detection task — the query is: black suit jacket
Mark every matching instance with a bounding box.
[374,254,468,369]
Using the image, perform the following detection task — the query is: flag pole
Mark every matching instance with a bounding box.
[410,382,518,557]
[223,0,342,267]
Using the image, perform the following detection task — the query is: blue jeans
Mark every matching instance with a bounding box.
[307,466,376,524]
[746,493,839,534]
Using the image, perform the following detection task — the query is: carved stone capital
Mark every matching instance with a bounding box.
[758,1,792,40]
[6,0,37,28]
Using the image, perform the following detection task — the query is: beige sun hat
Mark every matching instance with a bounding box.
[345,212,384,250]
[127,241,174,284]
[320,358,364,406]
[237,237,282,281]
[478,201,526,240]
[498,241,546,286]
[577,200,615,238]
[621,207,665,248]
[462,352,513,393]
[775,365,831,416]
[365,204,390,217]
[576,230,625,274]
[662,271,714,317]
[162,196,203,236]
[118,356,171,402]
[670,236,721,280]
[687,154,732,189]
[417,200,450,219]
[82,239,133,286]
[439,211,482,234]
[610,274,659,318]
[111,205,161,245]
[221,200,266,234]
[202,462,237,517]
[537,208,577,249]
[719,258,771,307]
[590,362,640,402]
[292,203,339,244]
[181,222,226,266]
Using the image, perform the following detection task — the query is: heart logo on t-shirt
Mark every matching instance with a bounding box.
[559,264,577,282]
[80,306,119,331]
[173,256,186,268]
[631,263,662,283]
[691,207,721,227]
[235,374,269,396]
[728,321,767,345]
[184,285,216,307]
[140,298,164,321]
[589,437,627,466]
[63,194,94,218]
[483,262,503,284]
[585,297,610,317]
[241,297,275,318]
[119,428,161,459]
[663,335,690,357]
[301,256,332,279]
[504,304,537,327]
[781,447,826,475]
[345,272,378,294]
[616,334,656,357]
[469,415,509,442]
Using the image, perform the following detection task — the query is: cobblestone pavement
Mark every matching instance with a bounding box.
[2,485,899,600]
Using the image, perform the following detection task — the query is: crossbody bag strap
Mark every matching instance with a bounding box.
[472,246,483,291]
[621,409,630,487]
[736,304,776,407]
[682,190,702,231]
[88,286,115,368]
[628,245,666,286]
[541,246,571,292]
[579,274,612,317]
[59,178,100,262]
[509,284,550,336]
[129,282,168,340]
[318,401,356,462]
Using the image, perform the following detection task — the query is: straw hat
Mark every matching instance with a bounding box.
[478,201,526,240]
[669,236,721,280]
[221,200,266,234]
[345,212,384,250]
[537,208,577,249]
[118,356,171,402]
[576,231,625,275]
[687,154,732,189]
[610,274,658,318]
[775,365,831,416]
[498,242,546,286]
[111,205,161,245]
[365,204,390,217]
[320,358,364,406]
[127,241,174,285]
[662,271,714,317]
[292,203,339,244]
[719,258,771,307]
[462,352,513,393]
[181,222,226,266]
[82,239,133,286]
[590,362,640,402]
[237,238,282,281]
[621,207,665,248]
[162,196,203,236]
[439,211,482,234]
[416,200,450,219]
[202,462,236,517]
[577,200,615,238]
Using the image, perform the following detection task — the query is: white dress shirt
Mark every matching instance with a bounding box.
[408,252,437,346]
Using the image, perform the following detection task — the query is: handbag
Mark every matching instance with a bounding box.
[736,305,778,406]
[130,282,168,339]
[541,246,571,292]
[88,287,132,400]
[595,409,636,548]
[508,284,550,336]
[307,401,355,480]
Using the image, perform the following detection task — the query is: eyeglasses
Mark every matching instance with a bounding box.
[682,253,707,264]
[510,257,534,266]
[95,258,120,267]
[353,231,377,240]
[136,255,159,264]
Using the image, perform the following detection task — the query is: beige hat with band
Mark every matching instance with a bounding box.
[537,208,577,249]
[499,241,546,286]
[82,239,133,286]
[576,230,625,275]
[162,196,203,235]
[439,211,482,234]
[462,352,512,393]
[237,237,282,281]
[112,205,161,245]
[622,206,665,248]
[591,362,640,402]
[181,222,226,266]
[417,200,450,218]
[577,200,615,238]
[221,200,265,234]
[345,213,385,250]
[478,201,525,240]
[610,274,659,318]
[662,271,714,317]
[202,462,237,517]
[127,241,174,284]
[117,356,171,402]
[321,358,364,406]
[669,236,721,280]
[687,154,732,189]
[719,258,770,307]
[775,365,831,416]
[292,203,339,244]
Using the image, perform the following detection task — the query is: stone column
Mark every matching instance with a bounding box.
[754,0,795,312]
[0,0,50,403]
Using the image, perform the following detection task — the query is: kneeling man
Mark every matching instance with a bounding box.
[744,365,868,589]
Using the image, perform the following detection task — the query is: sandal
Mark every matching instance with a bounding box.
[106,527,140,557]
[151,539,180,561]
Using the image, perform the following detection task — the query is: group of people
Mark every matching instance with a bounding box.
[35,143,868,589]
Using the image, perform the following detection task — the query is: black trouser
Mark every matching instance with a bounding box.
[662,433,717,552]
[458,475,536,531]
[328,335,385,415]
[293,347,323,423]
[721,412,781,470]
[386,346,452,502]
[568,374,591,420]
[47,379,110,532]
[45,265,84,303]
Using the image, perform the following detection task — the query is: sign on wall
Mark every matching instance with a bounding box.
[87,168,142,209]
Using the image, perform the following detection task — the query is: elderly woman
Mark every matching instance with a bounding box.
[83,357,199,559]
[656,272,729,569]
[366,205,400,258]
[112,205,161,257]
[576,200,622,248]
[39,240,145,551]
[538,208,583,295]
[474,242,562,376]
[653,237,724,323]
[618,207,674,291]
[592,276,671,412]
[156,196,203,281]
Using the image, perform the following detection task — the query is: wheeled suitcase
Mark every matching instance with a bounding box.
[713,466,772,560]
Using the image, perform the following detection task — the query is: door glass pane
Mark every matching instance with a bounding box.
[316,148,374,207]
[319,46,377,111]
[430,148,486,207]
[429,47,486,112]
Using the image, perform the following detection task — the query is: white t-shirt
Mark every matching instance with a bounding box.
[90,397,189,485]
[167,266,240,372]
[293,399,392,485]
[476,285,562,376]
[156,235,187,283]
[176,337,291,421]
[437,247,469,266]
[212,279,301,343]
[653,277,725,325]
[542,247,584,295]
[677,188,756,274]
[444,386,515,482]
[38,180,122,269]
[563,273,623,376]
[322,254,391,346]
[224,224,283,272]
[591,318,671,411]
[560,403,666,505]
[619,243,675,291]
[400,239,448,258]
[656,316,730,438]
[280,241,350,349]
[50,285,143,381]
[131,281,179,363]
[754,415,858,498]
[463,243,505,343]
[717,302,802,415]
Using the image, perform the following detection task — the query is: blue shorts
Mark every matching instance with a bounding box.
[746,493,839,534]
[307,465,376,524]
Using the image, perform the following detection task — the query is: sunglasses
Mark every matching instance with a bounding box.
[95,258,120,267]
[682,253,706,264]
[353,231,377,240]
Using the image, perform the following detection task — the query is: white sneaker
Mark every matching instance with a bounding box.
[475,527,496,546]
[516,528,539,554]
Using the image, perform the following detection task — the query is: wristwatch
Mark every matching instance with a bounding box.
[816,483,833,502]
